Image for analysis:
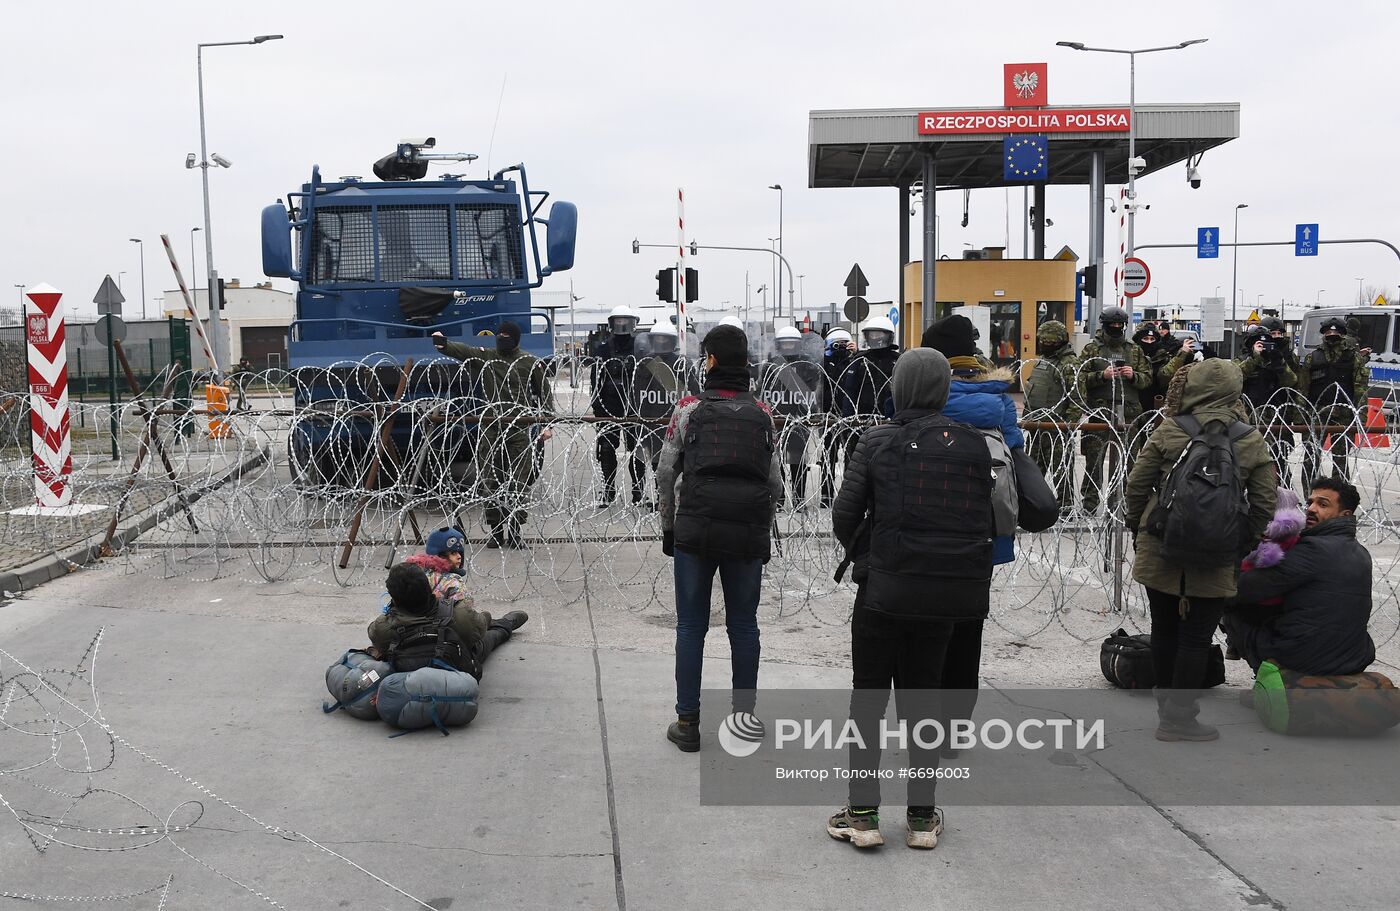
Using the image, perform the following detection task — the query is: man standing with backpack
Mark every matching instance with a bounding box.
[828,347,996,850]
[657,325,784,753]
[1125,359,1276,741]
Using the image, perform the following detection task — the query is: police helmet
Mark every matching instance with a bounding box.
[718,315,744,330]
[861,316,897,350]
[825,327,852,344]
[1099,306,1130,326]
[775,325,803,356]
[607,305,640,336]
[645,320,678,354]
[1320,316,1347,335]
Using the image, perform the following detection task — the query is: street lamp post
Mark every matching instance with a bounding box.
[1356,277,1365,306]
[769,184,783,318]
[190,226,202,317]
[1056,38,1207,265]
[128,238,145,320]
[196,33,283,375]
[12,284,23,324]
[798,274,805,314]
[1229,203,1247,356]
[1316,289,1325,307]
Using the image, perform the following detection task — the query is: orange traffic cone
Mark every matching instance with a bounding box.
[1358,397,1390,449]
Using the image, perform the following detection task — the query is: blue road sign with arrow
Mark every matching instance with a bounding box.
[1197,227,1219,259]
[1296,223,1319,256]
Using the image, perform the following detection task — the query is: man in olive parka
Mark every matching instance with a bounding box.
[1125,358,1277,742]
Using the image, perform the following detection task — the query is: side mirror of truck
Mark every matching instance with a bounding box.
[543,201,578,274]
[261,203,296,278]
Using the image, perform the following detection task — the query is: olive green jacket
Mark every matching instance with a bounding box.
[1077,332,1151,420]
[1298,338,1369,407]
[437,340,556,416]
[1023,347,1082,420]
[1125,359,1277,598]
[368,601,492,656]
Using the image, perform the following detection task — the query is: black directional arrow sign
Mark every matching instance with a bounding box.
[844,263,869,298]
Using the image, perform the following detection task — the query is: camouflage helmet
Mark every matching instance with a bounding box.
[1346,316,1362,334]
[1037,320,1069,346]
[1320,316,1347,334]
[1260,316,1286,334]
[1099,305,1130,325]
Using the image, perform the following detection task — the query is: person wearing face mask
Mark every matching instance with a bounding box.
[838,317,901,428]
[1130,325,1170,455]
[431,322,556,548]
[633,320,697,507]
[758,326,823,509]
[1022,320,1082,511]
[1155,320,1182,356]
[820,327,857,508]
[1234,323,1299,485]
[591,305,646,507]
[1077,307,1151,514]
[1299,317,1369,486]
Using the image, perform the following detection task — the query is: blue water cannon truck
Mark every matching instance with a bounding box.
[260,138,577,486]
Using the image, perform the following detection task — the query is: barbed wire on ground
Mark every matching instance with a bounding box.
[0,358,1395,649]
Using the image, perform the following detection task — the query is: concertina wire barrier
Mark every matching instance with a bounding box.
[0,353,1395,651]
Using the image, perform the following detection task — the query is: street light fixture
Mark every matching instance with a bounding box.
[1056,38,1208,272]
[1316,289,1325,306]
[190,227,202,313]
[195,33,284,375]
[1230,203,1247,356]
[128,238,145,320]
[1356,277,1366,306]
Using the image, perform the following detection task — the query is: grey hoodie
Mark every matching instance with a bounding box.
[892,347,952,413]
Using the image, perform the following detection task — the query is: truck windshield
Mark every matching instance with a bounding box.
[305,202,525,285]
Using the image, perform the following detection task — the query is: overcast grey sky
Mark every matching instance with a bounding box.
[4,0,1398,324]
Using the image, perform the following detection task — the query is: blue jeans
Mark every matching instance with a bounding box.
[673,548,763,717]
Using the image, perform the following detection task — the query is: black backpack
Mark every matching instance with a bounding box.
[385,602,480,680]
[1100,628,1226,690]
[1145,414,1254,567]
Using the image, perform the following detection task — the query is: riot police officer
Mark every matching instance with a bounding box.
[758,325,824,509]
[1301,316,1369,485]
[1077,306,1151,514]
[819,327,856,508]
[1234,322,1299,484]
[838,316,901,428]
[1023,320,1081,510]
[591,305,646,507]
[634,319,696,507]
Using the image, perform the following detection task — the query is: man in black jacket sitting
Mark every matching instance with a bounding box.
[1228,477,1376,676]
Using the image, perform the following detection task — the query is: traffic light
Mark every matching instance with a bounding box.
[1080,264,1099,298]
[685,268,699,303]
[655,267,676,303]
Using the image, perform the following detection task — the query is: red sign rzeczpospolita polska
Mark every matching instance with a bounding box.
[917,109,1130,135]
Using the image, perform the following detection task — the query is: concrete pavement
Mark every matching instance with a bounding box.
[1,566,1397,910]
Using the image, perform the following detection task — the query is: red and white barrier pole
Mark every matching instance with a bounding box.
[676,187,687,355]
[159,233,220,378]
[23,284,72,507]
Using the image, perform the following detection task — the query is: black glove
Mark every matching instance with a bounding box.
[662,530,674,557]
[431,333,448,350]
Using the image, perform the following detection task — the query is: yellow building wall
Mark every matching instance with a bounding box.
[899,259,1078,361]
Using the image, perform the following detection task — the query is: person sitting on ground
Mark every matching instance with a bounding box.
[403,527,469,608]
[368,563,527,681]
[1226,476,1376,677]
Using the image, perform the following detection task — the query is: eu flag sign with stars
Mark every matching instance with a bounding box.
[1004,134,1048,181]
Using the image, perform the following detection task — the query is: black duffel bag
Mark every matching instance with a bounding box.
[1100,628,1226,690]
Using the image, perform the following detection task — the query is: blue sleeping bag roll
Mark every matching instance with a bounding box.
[376,667,480,735]
[324,650,394,720]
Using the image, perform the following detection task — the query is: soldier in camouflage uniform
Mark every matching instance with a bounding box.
[1076,306,1151,514]
[432,323,556,548]
[1022,320,1080,510]
[1300,316,1369,487]
[1130,325,1172,456]
[1233,322,1299,485]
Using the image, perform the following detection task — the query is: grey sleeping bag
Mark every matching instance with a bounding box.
[324,650,394,720]
[376,667,480,734]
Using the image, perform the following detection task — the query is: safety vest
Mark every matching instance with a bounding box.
[673,392,775,560]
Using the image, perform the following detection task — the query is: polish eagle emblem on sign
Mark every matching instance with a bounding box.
[1012,70,1039,99]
